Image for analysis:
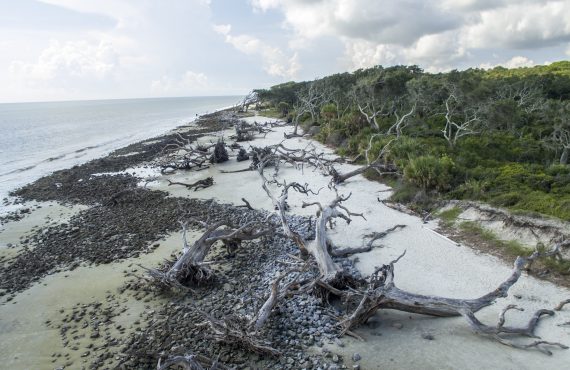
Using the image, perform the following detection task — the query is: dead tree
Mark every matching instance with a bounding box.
[209,140,229,164]
[257,153,363,285]
[255,144,566,353]
[441,87,487,147]
[286,82,325,138]
[331,224,407,257]
[328,135,398,184]
[552,121,570,165]
[233,121,272,142]
[145,220,273,289]
[387,99,416,138]
[238,91,258,112]
[197,264,306,355]
[331,249,567,354]
[497,81,545,114]
[300,192,366,282]
[158,134,212,174]
[352,83,391,131]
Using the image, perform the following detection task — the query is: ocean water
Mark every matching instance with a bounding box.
[0,96,240,200]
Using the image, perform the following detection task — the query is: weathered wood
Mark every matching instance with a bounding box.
[166,177,214,191]
[333,248,568,354]
[145,220,272,288]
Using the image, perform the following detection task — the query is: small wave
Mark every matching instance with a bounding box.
[74,145,100,153]
[0,165,37,176]
[44,154,66,162]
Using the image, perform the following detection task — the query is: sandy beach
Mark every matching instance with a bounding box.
[1,111,569,369]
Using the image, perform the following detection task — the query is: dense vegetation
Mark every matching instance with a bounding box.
[254,61,570,220]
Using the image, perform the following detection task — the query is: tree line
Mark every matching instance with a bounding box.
[254,61,570,220]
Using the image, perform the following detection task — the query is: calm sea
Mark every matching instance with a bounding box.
[0,96,240,200]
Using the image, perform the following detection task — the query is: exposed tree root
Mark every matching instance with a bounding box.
[331,248,568,355]
[167,177,214,191]
[461,305,567,355]
[330,224,407,256]
[555,298,570,311]
[144,219,273,290]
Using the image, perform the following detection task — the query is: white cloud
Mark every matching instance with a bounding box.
[213,23,300,79]
[502,56,536,68]
[151,70,209,94]
[250,0,570,72]
[464,1,570,49]
[480,56,536,69]
[250,0,459,46]
[10,39,118,82]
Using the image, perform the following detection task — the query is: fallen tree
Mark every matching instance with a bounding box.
[145,219,274,289]
[167,177,214,191]
[327,135,398,184]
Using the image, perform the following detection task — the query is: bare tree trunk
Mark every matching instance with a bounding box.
[145,221,272,288]
[561,147,569,165]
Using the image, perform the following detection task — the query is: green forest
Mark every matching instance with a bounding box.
[254,61,570,220]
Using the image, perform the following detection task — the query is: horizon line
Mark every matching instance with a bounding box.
[0,94,246,106]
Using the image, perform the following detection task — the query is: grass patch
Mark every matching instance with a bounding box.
[543,258,570,275]
[437,207,462,227]
[258,108,283,119]
[458,221,532,257]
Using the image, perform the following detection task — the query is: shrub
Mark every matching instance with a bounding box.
[404,155,455,191]
[320,103,337,121]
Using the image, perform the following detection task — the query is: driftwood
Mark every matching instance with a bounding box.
[328,135,398,184]
[256,149,361,285]
[196,264,307,355]
[167,177,214,191]
[331,224,407,257]
[331,248,568,355]
[554,299,570,311]
[145,220,273,289]
[209,140,229,164]
[156,133,213,174]
[233,120,272,142]
[236,198,254,210]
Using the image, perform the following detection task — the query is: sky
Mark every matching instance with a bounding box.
[1,0,569,103]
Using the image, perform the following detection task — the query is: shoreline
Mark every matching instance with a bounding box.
[0,99,239,204]
[1,111,570,369]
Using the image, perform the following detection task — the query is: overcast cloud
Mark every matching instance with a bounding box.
[0,0,569,102]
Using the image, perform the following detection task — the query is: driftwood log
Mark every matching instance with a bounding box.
[145,220,273,289]
[167,177,214,191]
